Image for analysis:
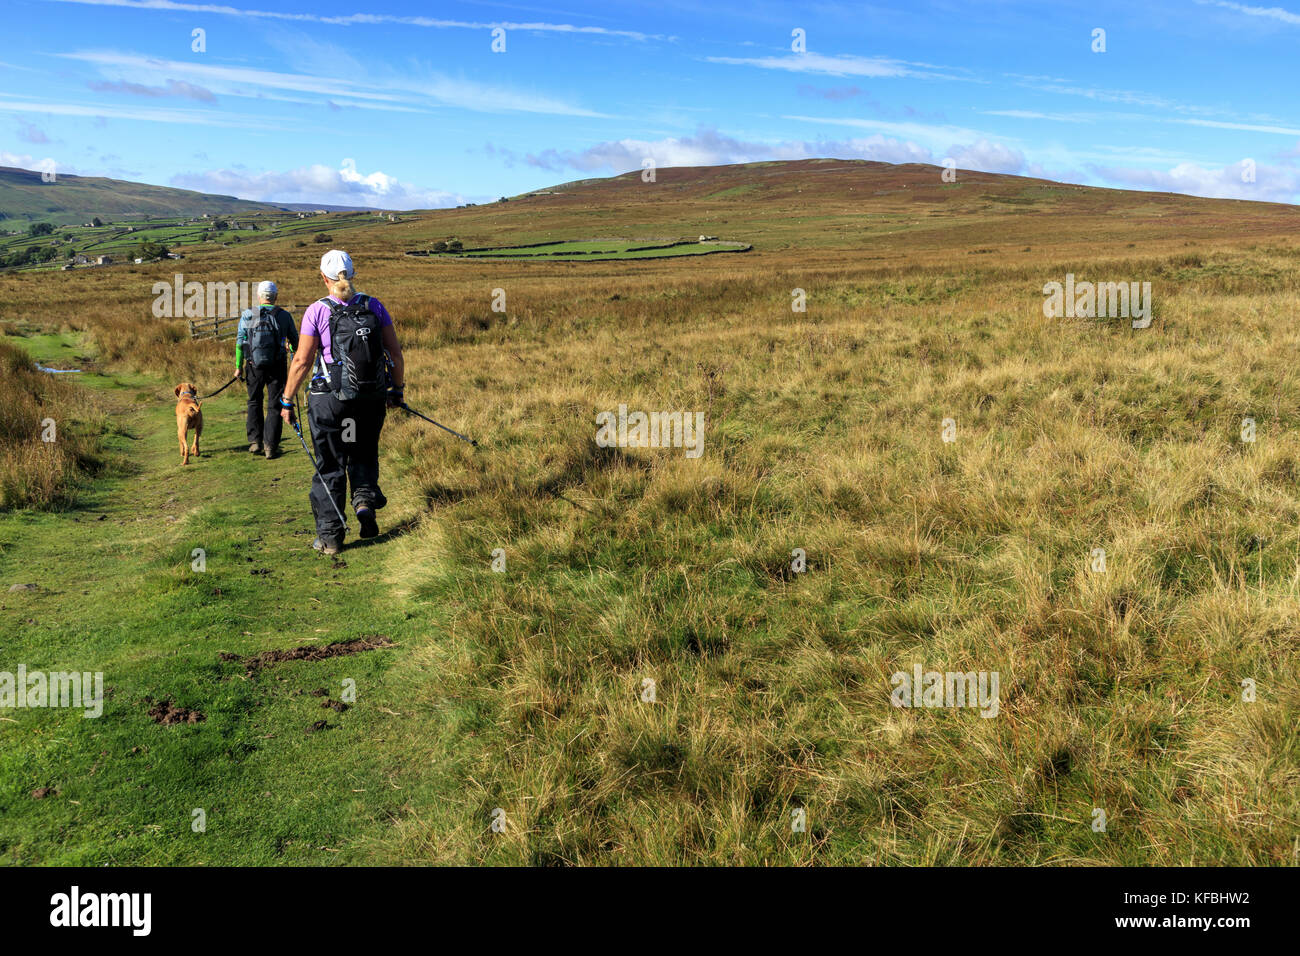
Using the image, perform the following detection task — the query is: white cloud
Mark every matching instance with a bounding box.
[947,139,1025,174]
[520,126,1025,177]
[0,150,41,167]
[1088,160,1300,203]
[170,158,463,208]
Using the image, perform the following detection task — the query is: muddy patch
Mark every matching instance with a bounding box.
[220,635,393,677]
[147,698,205,725]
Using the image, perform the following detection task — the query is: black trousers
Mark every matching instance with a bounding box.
[305,390,387,540]
[245,357,287,448]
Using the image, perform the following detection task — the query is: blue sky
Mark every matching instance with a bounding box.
[3,0,1299,207]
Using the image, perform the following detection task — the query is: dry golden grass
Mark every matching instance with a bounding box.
[0,336,107,510]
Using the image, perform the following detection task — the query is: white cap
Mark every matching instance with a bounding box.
[256,280,277,298]
[320,249,354,280]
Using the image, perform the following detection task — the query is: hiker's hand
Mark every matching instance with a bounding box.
[279,400,295,425]
[387,387,403,409]
[236,367,244,381]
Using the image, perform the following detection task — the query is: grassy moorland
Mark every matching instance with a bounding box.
[0,159,1296,864]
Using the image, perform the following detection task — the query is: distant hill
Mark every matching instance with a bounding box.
[450,157,1300,256]
[0,167,285,225]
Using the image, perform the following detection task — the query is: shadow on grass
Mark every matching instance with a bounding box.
[345,513,421,549]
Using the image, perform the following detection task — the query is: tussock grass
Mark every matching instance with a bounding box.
[0,336,106,510]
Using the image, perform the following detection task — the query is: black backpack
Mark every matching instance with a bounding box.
[247,305,283,367]
[321,294,385,400]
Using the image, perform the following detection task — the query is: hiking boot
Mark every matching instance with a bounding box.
[249,442,263,454]
[356,507,379,539]
[264,444,278,460]
[312,536,342,555]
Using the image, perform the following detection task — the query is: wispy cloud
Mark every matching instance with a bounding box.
[705,52,965,80]
[783,114,993,146]
[797,84,868,101]
[1004,73,1300,130]
[17,121,51,143]
[1196,0,1300,26]
[1173,117,1300,136]
[980,109,1094,123]
[44,0,666,40]
[0,97,277,128]
[88,78,216,102]
[61,49,606,116]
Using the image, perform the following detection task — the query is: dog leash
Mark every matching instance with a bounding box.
[198,374,240,400]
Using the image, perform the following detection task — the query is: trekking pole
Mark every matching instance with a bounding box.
[396,401,478,447]
[288,402,350,530]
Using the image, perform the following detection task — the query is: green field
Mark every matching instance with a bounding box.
[415,238,751,261]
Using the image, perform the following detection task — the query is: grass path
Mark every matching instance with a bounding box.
[0,329,465,864]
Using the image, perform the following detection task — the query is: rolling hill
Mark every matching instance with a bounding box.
[0,166,286,225]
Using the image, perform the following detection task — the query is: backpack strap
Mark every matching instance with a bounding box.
[313,298,334,384]
[322,294,372,366]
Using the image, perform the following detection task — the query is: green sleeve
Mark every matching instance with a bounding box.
[235,345,243,367]
[281,310,298,352]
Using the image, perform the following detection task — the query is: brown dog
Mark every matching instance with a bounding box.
[174,382,203,465]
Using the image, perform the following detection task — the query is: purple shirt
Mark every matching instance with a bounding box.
[300,294,393,365]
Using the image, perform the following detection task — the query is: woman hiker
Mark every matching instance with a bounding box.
[279,249,406,555]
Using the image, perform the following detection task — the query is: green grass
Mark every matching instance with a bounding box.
[0,331,470,864]
[423,239,751,261]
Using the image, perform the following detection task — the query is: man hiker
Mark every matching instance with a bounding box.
[236,280,298,458]
[279,250,406,555]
